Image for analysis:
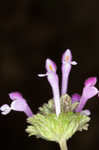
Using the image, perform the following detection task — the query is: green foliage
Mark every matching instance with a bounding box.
[26,94,90,143]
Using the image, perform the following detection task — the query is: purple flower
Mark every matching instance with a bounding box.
[75,77,99,112]
[38,58,60,116]
[61,49,77,95]
[71,93,81,103]
[0,92,33,117]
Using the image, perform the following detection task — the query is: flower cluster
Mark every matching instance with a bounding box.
[1,49,99,150]
[0,49,99,118]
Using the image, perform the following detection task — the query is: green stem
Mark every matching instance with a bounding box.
[59,139,68,150]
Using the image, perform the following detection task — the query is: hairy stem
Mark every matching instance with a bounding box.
[59,139,68,150]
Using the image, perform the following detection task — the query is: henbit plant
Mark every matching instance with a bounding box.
[0,49,99,150]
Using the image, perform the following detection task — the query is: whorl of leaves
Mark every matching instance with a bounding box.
[26,94,90,142]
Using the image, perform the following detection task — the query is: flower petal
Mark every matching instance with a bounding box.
[45,58,57,73]
[39,58,60,116]
[38,74,47,77]
[11,98,33,117]
[62,49,72,64]
[82,86,98,100]
[9,92,23,100]
[72,93,81,103]
[47,72,60,116]
[76,78,99,112]
[80,109,91,116]
[8,92,33,117]
[84,77,97,87]
[61,49,77,95]
[71,61,78,65]
[11,99,27,111]
[0,104,11,115]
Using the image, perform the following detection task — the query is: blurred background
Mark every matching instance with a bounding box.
[0,0,99,150]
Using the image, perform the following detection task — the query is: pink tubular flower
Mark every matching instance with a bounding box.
[75,77,99,112]
[0,92,33,117]
[61,49,77,95]
[38,58,60,116]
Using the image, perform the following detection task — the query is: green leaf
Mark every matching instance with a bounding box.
[26,112,90,143]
